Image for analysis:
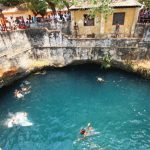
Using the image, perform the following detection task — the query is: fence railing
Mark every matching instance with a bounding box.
[0,21,72,35]
[138,18,150,24]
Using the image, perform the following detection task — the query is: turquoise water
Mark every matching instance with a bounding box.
[0,64,150,150]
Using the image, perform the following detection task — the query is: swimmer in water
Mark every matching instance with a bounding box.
[6,112,32,128]
[12,118,17,125]
[97,77,105,82]
[14,90,20,96]
[34,71,46,75]
[21,86,30,93]
[14,89,18,97]
[80,128,88,138]
[23,80,30,85]
[14,90,24,99]
[79,123,95,140]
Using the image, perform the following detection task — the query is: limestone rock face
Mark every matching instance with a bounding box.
[0,28,149,87]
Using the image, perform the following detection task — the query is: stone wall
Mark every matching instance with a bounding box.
[0,28,149,87]
[0,29,149,65]
[134,24,150,41]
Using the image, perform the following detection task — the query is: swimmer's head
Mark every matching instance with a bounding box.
[80,129,86,135]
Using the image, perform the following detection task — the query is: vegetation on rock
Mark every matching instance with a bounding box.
[101,54,112,69]
[123,60,134,71]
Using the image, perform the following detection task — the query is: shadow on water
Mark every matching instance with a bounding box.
[0,63,149,97]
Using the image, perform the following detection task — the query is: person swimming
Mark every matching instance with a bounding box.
[23,80,30,85]
[78,123,100,141]
[80,128,87,136]
[21,86,31,94]
[79,123,94,138]
[6,112,32,128]
[34,71,46,75]
[14,90,24,99]
[97,77,105,82]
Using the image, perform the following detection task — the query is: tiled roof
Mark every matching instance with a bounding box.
[110,0,142,7]
[3,7,20,13]
[2,5,28,14]
[70,0,142,10]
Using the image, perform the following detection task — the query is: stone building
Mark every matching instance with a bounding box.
[70,0,142,38]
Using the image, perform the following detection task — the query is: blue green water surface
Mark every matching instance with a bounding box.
[0,64,150,150]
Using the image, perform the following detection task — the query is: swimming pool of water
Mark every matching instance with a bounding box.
[0,64,150,150]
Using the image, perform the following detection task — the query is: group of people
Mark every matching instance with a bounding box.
[14,81,31,99]
[138,7,150,23]
[0,9,71,32]
[0,13,30,31]
[0,9,7,31]
[47,12,71,23]
[8,16,31,30]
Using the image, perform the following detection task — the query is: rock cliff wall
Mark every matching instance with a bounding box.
[134,24,150,41]
[0,28,149,88]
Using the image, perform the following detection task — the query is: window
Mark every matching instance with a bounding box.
[84,14,94,26]
[113,12,125,25]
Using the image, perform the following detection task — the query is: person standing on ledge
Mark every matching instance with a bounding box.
[115,23,120,38]
[0,9,7,31]
[74,22,79,38]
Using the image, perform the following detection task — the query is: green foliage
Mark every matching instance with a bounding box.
[138,0,150,8]
[0,0,112,17]
[25,0,48,16]
[45,0,75,12]
[88,0,113,20]
[0,0,23,6]
[124,60,134,71]
[137,66,148,77]
[101,54,112,69]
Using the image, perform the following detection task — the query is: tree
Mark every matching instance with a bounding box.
[88,0,113,19]
[101,54,112,69]
[138,0,150,8]
[25,0,48,17]
[0,0,23,6]
[0,0,48,17]
[45,0,76,13]
[0,0,112,17]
